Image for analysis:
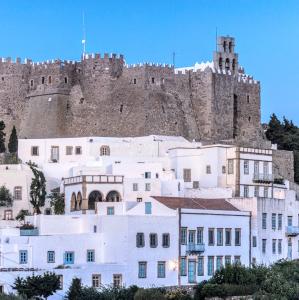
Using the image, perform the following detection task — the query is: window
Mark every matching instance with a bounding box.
[151,77,155,84]
[235,228,241,246]
[197,227,204,245]
[216,256,223,271]
[225,256,231,266]
[58,275,63,290]
[278,214,282,230]
[93,225,97,233]
[180,227,187,245]
[48,76,52,84]
[64,251,74,264]
[51,146,59,162]
[145,172,151,179]
[138,261,147,278]
[19,250,28,264]
[278,239,282,254]
[206,165,211,174]
[30,79,34,87]
[208,228,214,246]
[149,233,158,248]
[14,187,22,200]
[208,256,214,276]
[133,78,137,84]
[162,233,170,248]
[64,77,68,84]
[234,256,241,264]
[137,197,142,202]
[262,213,267,229]
[219,57,223,68]
[31,146,39,156]
[180,257,187,276]
[47,251,55,263]
[157,261,166,278]
[145,202,152,214]
[222,166,226,174]
[100,145,110,156]
[92,274,101,288]
[244,185,249,197]
[244,160,249,174]
[254,161,259,175]
[272,239,276,254]
[188,230,196,244]
[225,228,231,246]
[264,187,269,198]
[262,239,267,254]
[133,183,138,191]
[252,257,256,265]
[228,159,234,174]
[4,210,12,220]
[288,216,293,226]
[87,250,95,262]
[66,146,73,155]
[107,207,114,215]
[42,77,45,84]
[253,236,257,247]
[198,257,204,276]
[136,233,145,248]
[193,181,199,189]
[75,146,82,155]
[217,228,223,246]
[183,169,191,182]
[145,183,151,191]
[254,186,259,197]
[113,274,122,287]
[263,162,269,175]
[225,58,230,71]
[272,213,276,230]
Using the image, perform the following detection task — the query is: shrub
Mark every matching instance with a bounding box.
[165,288,192,300]
[134,288,165,300]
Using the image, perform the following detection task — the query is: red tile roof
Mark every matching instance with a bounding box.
[152,196,239,211]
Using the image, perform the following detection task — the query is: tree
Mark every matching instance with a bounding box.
[27,162,47,214]
[0,185,13,207]
[66,278,83,300]
[13,272,60,299]
[8,126,18,153]
[15,209,31,223]
[0,120,5,153]
[48,191,65,214]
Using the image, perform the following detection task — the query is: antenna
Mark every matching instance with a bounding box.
[172,52,176,68]
[215,27,218,51]
[82,11,86,57]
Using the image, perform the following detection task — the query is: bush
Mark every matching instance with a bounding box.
[134,288,165,300]
[165,288,192,300]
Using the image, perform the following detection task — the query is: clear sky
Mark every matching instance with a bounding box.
[0,0,298,124]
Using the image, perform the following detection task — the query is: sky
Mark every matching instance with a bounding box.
[0,0,298,124]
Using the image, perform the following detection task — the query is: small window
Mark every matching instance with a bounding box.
[30,79,34,87]
[100,145,110,156]
[216,256,223,271]
[133,78,137,84]
[136,233,145,248]
[272,213,277,230]
[206,165,211,174]
[228,159,234,174]
[42,77,45,84]
[262,239,267,253]
[64,251,74,264]
[264,187,269,198]
[47,251,55,263]
[31,146,39,156]
[66,146,73,155]
[138,261,147,278]
[253,236,257,247]
[180,257,187,276]
[225,256,231,266]
[145,202,152,214]
[208,256,214,276]
[193,181,199,189]
[262,213,267,229]
[113,274,122,288]
[162,233,170,248]
[4,210,13,220]
[64,77,68,84]
[197,227,204,245]
[144,172,151,179]
[1,76,4,81]
[225,228,231,246]
[87,249,95,262]
[225,58,230,71]
[278,214,282,230]
[219,57,223,69]
[14,187,22,200]
[93,225,97,233]
[151,77,155,84]
[149,233,158,248]
[75,146,82,155]
[157,261,166,278]
[278,239,282,254]
[19,250,28,264]
[244,160,249,174]
[133,183,138,191]
[183,169,191,182]
[137,197,142,202]
[235,228,241,246]
[208,228,214,246]
[180,227,187,245]
[217,228,223,246]
[145,183,151,191]
[244,185,249,197]
[254,186,259,197]
[248,116,251,122]
[92,274,101,288]
[107,207,114,215]
[247,95,250,103]
[222,166,226,174]
[288,216,293,226]
[48,76,52,84]
[198,257,204,276]
[272,239,276,254]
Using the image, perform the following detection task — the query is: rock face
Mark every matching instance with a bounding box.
[0,36,268,148]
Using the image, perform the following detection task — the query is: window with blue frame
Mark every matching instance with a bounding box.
[198,257,204,276]
[157,261,166,278]
[145,202,152,214]
[47,251,55,263]
[19,250,28,264]
[180,257,187,276]
[87,250,95,262]
[64,251,74,264]
[107,207,114,215]
[208,256,214,276]
[138,261,147,278]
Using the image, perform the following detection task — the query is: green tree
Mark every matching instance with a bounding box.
[66,278,83,300]
[48,191,65,214]
[27,162,47,214]
[8,126,18,153]
[15,209,30,223]
[0,185,13,207]
[0,120,5,153]
[13,272,60,299]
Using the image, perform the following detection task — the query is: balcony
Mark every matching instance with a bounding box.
[64,175,124,185]
[186,243,205,254]
[253,173,273,184]
[286,226,299,236]
[20,228,39,236]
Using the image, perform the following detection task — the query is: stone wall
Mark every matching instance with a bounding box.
[273,149,294,182]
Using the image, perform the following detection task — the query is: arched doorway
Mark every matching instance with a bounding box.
[88,190,103,210]
[71,192,76,211]
[77,192,82,210]
[106,190,121,202]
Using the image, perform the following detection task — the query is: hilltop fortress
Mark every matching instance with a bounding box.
[0,36,268,148]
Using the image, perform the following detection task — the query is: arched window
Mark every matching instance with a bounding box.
[106,190,121,202]
[70,192,76,211]
[100,145,110,156]
[232,59,236,71]
[219,57,223,69]
[223,41,227,52]
[88,191,103,210]
[77,192,82,210]
[225,58,230,71]
[229,41,232,53]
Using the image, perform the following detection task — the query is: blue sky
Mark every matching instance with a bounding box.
[0,0,298,124]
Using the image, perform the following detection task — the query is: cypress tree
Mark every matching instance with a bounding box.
[8,125,18,153]
[0,120,5,153]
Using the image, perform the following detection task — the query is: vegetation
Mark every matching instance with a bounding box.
[48,190,65,214]
[15,209,31,222]
[27,161,47,214]
[0,120,6,153]
[13,272,60,299]
[0,185,13,207]
[266,114,299,183]
[8,126,18,154]
[0,295,25,300]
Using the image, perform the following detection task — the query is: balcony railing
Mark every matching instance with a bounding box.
[186,243,205,254]
[20,228,39,236]
[253,173,273,183]
[64,175,124,185]
[286,226,299,236]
